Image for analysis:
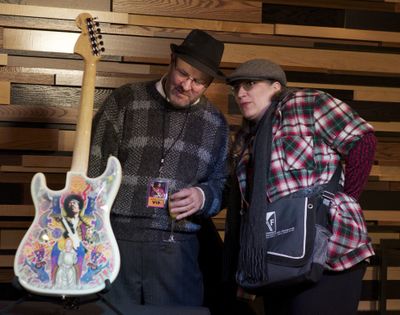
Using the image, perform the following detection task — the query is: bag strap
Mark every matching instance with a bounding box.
[316,164,342,227]
[321,163,342,207]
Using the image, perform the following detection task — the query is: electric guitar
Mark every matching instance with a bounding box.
[14,13,122,297]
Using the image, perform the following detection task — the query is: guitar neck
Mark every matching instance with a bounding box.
[70,60,97,174]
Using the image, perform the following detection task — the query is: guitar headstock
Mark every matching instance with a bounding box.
[74,13,105,62]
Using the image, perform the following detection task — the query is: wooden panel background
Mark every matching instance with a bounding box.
[0,0,399,313]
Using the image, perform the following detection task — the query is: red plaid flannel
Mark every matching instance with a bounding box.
[236,89,375,271]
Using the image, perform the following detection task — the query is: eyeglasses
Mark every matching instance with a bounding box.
[173,59,209,89]
[230,81,260,94]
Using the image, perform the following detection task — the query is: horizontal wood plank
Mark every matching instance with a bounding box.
[354,89,400,103]
[4,28,78,54]
[0,205,34,217]
[0,221,32,228]
[0,255,14,268]
[58,130,75,152]
[370,121,400,133]
[0,3,128,24]
[11,84,112,109]
[0,81,11,104]
[0,104,79,124]
[275,24,400,44]
[55,70,157,88]
[376,142,400,165]
[21,0,110,11]
[262,0,399,12]
[22,155,71,168]
[0,127,76,152]
[0,172,65,185]
[114,0,262,23]
[0,126,58,151]
[0,165,68,174]
[0,268,16,282]
[128,14,274,35]
[0,66,55,85]
[0,54,7,65]
[0,229,26,250]
[3,29,177,64]
[364,210,400,223]
[223,43,400,75]
[369,165,400,182]
[6,56,154,75]
[288,82,400,103]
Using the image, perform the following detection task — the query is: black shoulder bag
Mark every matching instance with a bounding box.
[235,104,342,291]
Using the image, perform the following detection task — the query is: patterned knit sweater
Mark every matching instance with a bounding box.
[88,80,229,240]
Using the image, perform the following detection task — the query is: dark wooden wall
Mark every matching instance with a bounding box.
[0,0,399,313]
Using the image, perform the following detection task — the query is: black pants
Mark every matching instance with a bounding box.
[105,235,203,312]
[263,262,367,315]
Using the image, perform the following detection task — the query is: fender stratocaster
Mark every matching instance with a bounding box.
[14,13,122,297]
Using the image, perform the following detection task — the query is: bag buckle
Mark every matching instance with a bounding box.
[322,191,335,207]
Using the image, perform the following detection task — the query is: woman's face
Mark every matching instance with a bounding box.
[232,80,281,121]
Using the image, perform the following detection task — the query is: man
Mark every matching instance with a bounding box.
[88,29,229,308]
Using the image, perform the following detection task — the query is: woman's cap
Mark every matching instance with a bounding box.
[226,59,287,86]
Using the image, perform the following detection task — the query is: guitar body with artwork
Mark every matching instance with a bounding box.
[13,13,122,297]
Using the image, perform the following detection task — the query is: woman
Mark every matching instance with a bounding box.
[223,59,376,314]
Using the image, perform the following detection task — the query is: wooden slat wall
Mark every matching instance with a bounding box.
[0,0,399,313]
[113,0,262,23]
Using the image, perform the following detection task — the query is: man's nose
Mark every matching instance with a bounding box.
[181,78,193,90]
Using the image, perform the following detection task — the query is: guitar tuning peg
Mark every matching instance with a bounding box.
[97,28,101,33]
[95,21,100,27]
[101,47,105,52]
[97,34,103,39]
[99,41,104,46]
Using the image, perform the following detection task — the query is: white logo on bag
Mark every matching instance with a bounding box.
[266,211,276,238]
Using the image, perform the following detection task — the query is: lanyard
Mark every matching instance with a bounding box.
[158,108,189,175]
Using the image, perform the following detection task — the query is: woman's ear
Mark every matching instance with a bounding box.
[272,81,282,92]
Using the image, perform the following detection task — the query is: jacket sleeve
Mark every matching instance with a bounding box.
[314,91,374,156]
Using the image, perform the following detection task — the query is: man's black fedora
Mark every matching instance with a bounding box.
[170,29,225,79]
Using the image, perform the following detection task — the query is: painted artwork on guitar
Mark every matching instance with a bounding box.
[13,13,122,297]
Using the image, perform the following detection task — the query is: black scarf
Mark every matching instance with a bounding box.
[237,101,276,283]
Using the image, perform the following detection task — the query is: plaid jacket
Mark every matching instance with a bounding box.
[235,89,375,271]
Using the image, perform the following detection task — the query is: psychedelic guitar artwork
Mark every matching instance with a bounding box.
[14,13,122,297]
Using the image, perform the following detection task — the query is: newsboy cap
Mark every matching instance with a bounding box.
[226,59,287,86]
[171,29,225,79]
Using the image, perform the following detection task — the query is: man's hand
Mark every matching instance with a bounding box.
[169,187,204,220]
